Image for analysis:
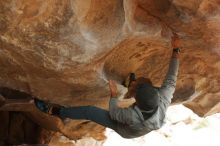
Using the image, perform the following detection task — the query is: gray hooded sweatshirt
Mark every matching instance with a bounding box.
[109,58,179,138]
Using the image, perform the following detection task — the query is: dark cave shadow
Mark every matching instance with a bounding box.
[0,87,34,100]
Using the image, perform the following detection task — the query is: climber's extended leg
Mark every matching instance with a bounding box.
[59,106,118,130]
[34,98,118,130]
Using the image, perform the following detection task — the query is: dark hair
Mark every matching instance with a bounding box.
[143,78,153,85]
[136,77,153,86]
[135,82,159,111]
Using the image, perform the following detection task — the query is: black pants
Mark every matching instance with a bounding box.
[59,105,118,131]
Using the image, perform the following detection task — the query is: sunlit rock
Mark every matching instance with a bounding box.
[0,0,220,142]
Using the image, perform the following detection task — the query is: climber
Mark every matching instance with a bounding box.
[34,33,181,138]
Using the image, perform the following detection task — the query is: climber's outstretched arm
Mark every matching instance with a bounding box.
[160,52,179,103]
[160,33,181,104]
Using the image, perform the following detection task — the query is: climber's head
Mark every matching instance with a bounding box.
[126,77,159,111]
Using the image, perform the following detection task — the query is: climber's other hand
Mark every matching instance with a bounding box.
[109,80,118,97]
[171,33,181,48]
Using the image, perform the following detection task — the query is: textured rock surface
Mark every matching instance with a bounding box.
[0,0,220,141]
[0,111,54,145]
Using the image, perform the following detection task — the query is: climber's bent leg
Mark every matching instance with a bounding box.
[59,105,118,130]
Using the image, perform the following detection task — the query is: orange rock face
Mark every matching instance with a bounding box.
[0,0,220,140]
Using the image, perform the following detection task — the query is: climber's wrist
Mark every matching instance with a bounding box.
[173,48,181,53]
[172,48,180,58]
[110,94,118,98]
[110,89,118,98]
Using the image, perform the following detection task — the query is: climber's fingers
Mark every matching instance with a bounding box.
[171,32,181,48]
[172,32,179,39]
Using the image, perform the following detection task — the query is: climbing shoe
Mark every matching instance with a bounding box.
[123,73,136,88]
[34,98,53,114]
[34,98,61,116]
